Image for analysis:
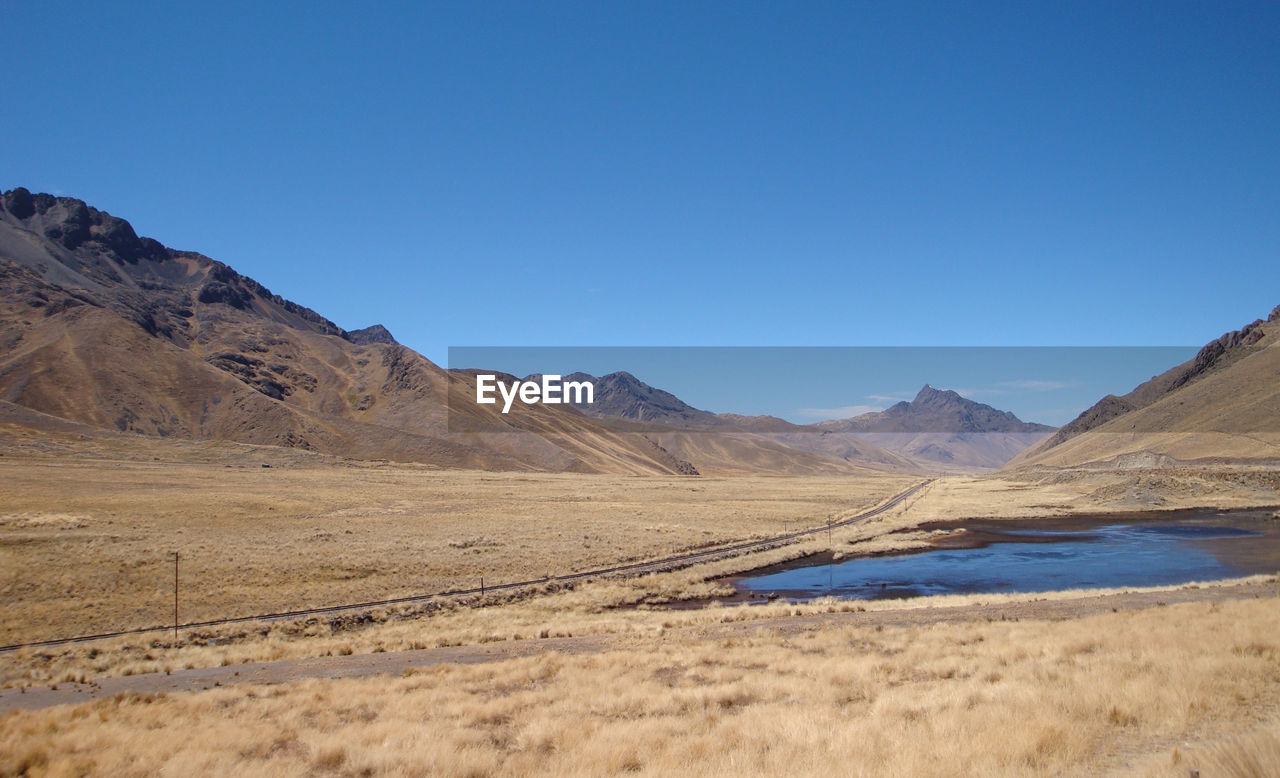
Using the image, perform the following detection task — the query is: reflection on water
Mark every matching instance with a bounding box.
[737,516,1279,603]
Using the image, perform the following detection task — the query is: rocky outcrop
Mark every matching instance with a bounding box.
[3,187,36,219]
[345,324,398,346]
[2,188,168,265]
[0,188,344,340]
[644,436,700,475]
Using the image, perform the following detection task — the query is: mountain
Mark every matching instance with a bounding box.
[566,371,813,433]
[797,385,1054,471]
[0,187,918,476]
[346,324,398,346]
[0,187,717,474]
[558,372,1049,472]
[564,371,725,428]
[1009,307,1280,469]
[817,385,1055,435]
[551,370,914,474]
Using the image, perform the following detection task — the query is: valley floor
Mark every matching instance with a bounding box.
[2,446,1279,776]
[2,586,1278,777]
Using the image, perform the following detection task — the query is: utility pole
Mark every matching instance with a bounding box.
[173,551,179,643]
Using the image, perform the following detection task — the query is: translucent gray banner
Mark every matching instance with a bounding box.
[446,345,1272,435]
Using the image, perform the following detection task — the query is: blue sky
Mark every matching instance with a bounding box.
[3,2,1277,403]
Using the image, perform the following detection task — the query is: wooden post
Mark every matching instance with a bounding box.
[173,551,179,643]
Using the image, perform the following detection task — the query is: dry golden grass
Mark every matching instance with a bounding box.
[901,466,1280,520]
[0,512,958,689]
[8,567,1268,694]
[5,455,1279,692]
[3,596,1278,777]
[0,455,913,644]
[3,447,1278,776]
[1173,725,1280,777]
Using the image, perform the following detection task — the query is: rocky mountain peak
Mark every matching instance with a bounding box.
[911,384,961,407]
[820,384,1053,434]
[2,187,169,266]
[345,324,398,346]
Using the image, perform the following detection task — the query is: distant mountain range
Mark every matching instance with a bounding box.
[2,187,1273,474]
[0,188,913,474]
[562,371,797,432]
[808,385,1054,470]
[555,372,1054,471]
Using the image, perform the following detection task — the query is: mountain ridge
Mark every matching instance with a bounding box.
[16,186,1262,475]
[1009,305,1280,469]
[0,187,894,475]
[552,371,1053,471]
[0,188,707,473]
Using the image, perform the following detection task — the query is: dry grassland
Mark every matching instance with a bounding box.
[3,596,1278,777]
[1,488,939,688]
[1,450,1278,776]
[900,467,1280,521]
[5,456,1280,692]
[0,455,914,644]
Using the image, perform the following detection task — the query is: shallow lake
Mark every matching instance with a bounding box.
[734,509,1280,602]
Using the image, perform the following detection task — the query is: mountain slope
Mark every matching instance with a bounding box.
[1009,307,1280,469]
[565,371,726,428]
[0,188,712,474]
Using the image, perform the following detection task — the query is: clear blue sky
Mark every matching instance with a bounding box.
[4,1,1278,371]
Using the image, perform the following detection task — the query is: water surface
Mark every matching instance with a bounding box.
[736,511,1280,602]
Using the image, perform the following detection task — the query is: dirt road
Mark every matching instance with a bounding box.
[2,577,1273,715]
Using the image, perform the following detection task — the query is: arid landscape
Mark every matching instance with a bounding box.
[1,184,1279,775]
[4,3,1280,769]
[2,439,1279,775]
[4,590,1279,777]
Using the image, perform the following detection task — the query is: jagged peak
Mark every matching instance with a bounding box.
[2,187,169,265]
[345,324,398,346]
[913,384,959,403]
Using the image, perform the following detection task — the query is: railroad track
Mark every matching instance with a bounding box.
[0,480,930,653]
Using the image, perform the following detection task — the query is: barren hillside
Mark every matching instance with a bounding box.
[1009,307,1280,469]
